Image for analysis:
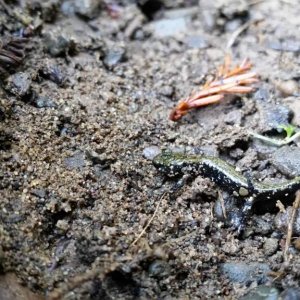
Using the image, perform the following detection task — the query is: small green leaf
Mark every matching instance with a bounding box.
[278,124,296,139]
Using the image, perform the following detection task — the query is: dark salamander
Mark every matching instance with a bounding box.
[153,151,300,204]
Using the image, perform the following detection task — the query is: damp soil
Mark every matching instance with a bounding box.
[1,1,300,299]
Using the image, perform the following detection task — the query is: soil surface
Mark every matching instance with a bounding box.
[1,0,300,299]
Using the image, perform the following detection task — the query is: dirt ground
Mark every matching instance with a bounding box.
[1,0,300,299]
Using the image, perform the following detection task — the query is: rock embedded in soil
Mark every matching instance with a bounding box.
[148,260,170,278]
[275,206,300,236]
[257,102,292,132]
[35,96,57,108]
[64,152,86,170]
[103,48,126,69]
[240,285,279,300]
[252,216,273,235]
[5,72,32,98]
[44,32,75,57]
[270,146,300,176]
[184,35,209,49]
[263,238,278,256]
[142,146,160,160]
[221,262,271,285]
[148,18,187,38]
[40,63,65,86]
[74,0,101,20]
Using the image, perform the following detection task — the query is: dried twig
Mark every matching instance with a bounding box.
[218,190,227,219]
[227,19,263,50]
[283,190,300,262]
[170,56,258,121]
[130,192,166,247]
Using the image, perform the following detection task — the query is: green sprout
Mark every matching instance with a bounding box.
[249,124,300,146]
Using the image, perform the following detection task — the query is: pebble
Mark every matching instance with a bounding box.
[184,35,209,49]
[60,0,76,16]
[257,102,292,132]
[40,63,65,86]
[35,96,57,108]
[240,285,279,300]
[5,72,32,98]
[56,220,69,231]
[268,39,300,52]
[270,146,300,176]
[263,238,278,256]
[103,48,126,69]
[64,152,86,170]
[275,80,299,97]
[148,260,170,278]
[148,18,187,38]
[44,32,75,57]
[275,206,300,236]
[31,188,47,198]
[252,217,273,235]
[40,0,60,22]
[221,262,270,285]
[74,0,101,20]
[143,146,160,160]
[158,85,174,97]
[224,110,242,126]
[254,87,270,102]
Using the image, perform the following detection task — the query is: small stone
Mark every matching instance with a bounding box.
[293,238,300,251]
[74,0,101,19]
[6,72,32,98]
[257,103,292,132]
[61,0,76,16]
[221,262,270,285]
[280,288,300,300]
[148,260,170,278]
[40,0,60,22]
[240,285,279,300]
[143,146,160,160]
[64,152,86,170]
[148,18,187,38]
[254,87,270,102]
[31,188,47,198]
[158,85,174,97]
[40,63,65,85]
[184,35,208,49]
[44,32,75,57]
[56,220,69,231]
[270,146,300,176]
[268,39,300,52]
[35,96,57,108]
[224,110,242,125]
[225,19,243,32]
[252,217,273,235]
[275,207,300,236]
[263,238,278,256]
[103,48,126,69]
[276,80,299,97]
[85,149,114,167]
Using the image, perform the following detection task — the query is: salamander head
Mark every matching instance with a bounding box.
[152,151,194,177]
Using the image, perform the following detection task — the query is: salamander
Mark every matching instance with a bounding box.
[153,151,300,204]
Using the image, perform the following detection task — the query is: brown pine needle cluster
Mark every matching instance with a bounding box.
[169,56,258,121]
